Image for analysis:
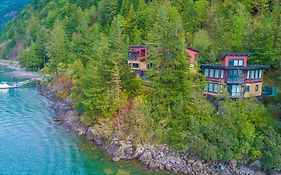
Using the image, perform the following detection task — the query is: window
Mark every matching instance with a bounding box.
[220,70,224,79]
[255,84,259,91]
[245,85,250,92]
[234,60,238,66]
[147,63,153,69]
[246,70,250,80]
[219,84,223,93]
[132,63,139,68]
[204,69,209,76]
[209,69,214,77]
[255,70,259,79]
[214,69,219,78]
[208,83,213,92]
[229,59,243,66]
[238,60,243,66]
[229,60,234,66]
[251,70,255,79]
[259,70,262,79]
[231,85,242,97]
[214,84,218,93]
[195,54,198,61]
[228,69,242,82]
[140,49,145,56]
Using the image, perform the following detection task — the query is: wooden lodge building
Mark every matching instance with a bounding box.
[128,45,270,98]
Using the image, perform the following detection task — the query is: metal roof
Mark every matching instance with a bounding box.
[221,52,252,60]
[200,64,270,70]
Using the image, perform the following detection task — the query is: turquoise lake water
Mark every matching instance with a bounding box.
[0,67,168,175]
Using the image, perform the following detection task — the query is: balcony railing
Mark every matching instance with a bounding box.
[227,77,244,84]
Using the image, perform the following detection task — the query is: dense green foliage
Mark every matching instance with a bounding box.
[0,0,30,29]
[0,0,281,171]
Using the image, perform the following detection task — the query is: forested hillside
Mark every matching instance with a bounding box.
[0,0,281,172]
[0,0,30,29]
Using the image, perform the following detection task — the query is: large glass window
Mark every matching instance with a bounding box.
[228,69,242,82]
[229,60,234,66]
[245,85,250,92]
[214,84,218,93]
[204,69,209,76]
[208,83,213,92]
[246,70,250,79]
[251,70,255,79]
[231,85,242,97]
[214,69,219,78]
[209,69,214,77]
[220,70,224,78]
[259,70,262,79]
[219,84,223,93]
[229,59,243,66]
[255,70,259,79]
[238,60,244,66]
[234,60,238,66]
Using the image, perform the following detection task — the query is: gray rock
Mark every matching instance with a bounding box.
[218,164,226,170]
[86,128,94,141]
[139,150,153,162]
[112,156,120,162]
[95,136,104,146]
[235,166,255,175]
[107,141,119,155]
[133,145,144,159]
[229,160,237,169]
[218,169,232,175]
[249,160,261,171]
[165,163,173,171]
[149,161,159,169]
[124,146,133,157]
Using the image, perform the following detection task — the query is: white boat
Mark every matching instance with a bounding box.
[0,82,17,89]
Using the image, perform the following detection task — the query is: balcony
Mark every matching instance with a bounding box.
[227,77,244,84]
[227,69,244,84]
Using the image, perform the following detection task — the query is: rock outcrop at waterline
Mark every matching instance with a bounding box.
[39,86,279,175]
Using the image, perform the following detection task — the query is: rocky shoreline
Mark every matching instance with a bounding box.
[39,86,278,175]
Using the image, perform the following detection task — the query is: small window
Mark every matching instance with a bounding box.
[234,60,238,66]
[209,69,214,77]
[219,84,223,93]
[255,84,259,91]
[238,60,243,66]
[140,49,146,56]
[195,54,198,61]
[204,69,209,76]
[259,70,262,79]
[251,70,255,79]
[245,85,250,92]
[214,84,218,93]
[220,70,224,79]
[214,69,219,78]
[246,70,250,80]
[208,83,213,92]
[255,70,259,79]
[132,63,139,68]
[229,60,234,66]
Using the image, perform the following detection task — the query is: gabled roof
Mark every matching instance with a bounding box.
[187,47,199,52]
[129,45,147,48]
[200,64,270,70]
[221,52,251,60]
